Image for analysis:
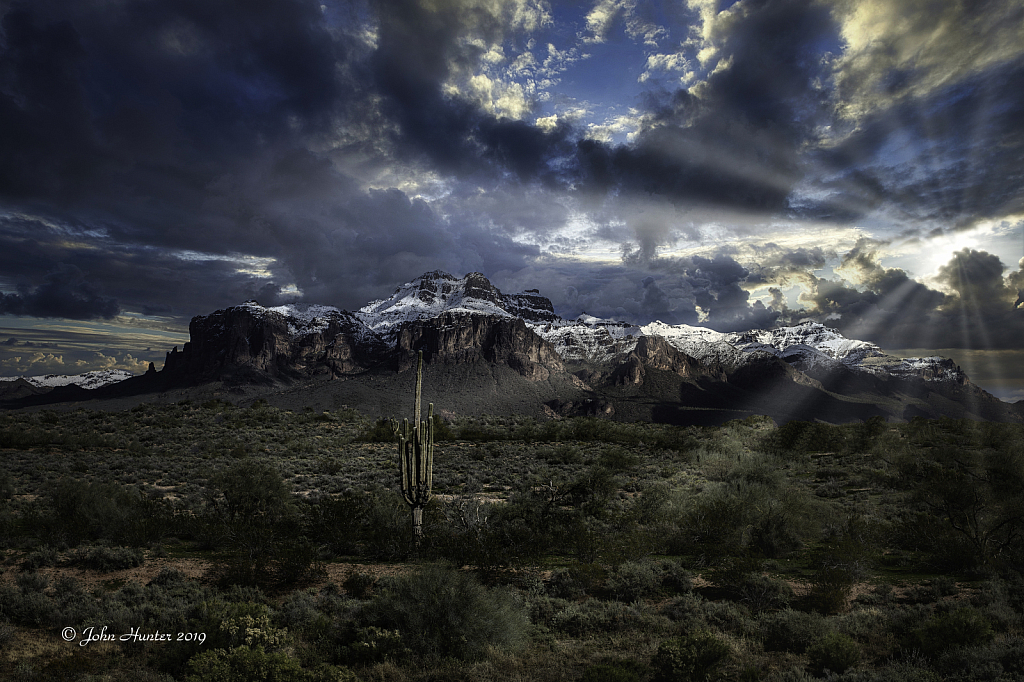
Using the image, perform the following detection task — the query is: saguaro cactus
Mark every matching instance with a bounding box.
[399,350,433,551]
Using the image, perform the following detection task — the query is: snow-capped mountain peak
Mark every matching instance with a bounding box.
[356,270,557,337]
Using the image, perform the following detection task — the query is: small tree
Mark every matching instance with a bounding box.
[399,351,434,551]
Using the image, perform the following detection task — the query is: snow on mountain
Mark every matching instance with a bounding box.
[222,271,963,386]
[356,271,557,339]
[234,300,380,346]
[529,317,641,363]
[724,322,883,367]
[0,369,133,390]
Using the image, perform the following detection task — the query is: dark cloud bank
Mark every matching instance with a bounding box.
[0,0,1021,357]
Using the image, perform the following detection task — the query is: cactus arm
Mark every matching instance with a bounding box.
[414,351,422,426]
[427,402,434,495]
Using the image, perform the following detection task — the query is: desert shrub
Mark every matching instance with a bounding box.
[760,608,826,654]
[807,631,862,676]
[356,419,398,443]
[659,593,705,626]
[275,590,321,631]
[767,421,847,458]
[970,578,1023,632]
[358,563,528,661]
[16,571,49,593]
[0,575,56,627]
[700,599,755,636]
[274,537,326,585]
[342,571,378,599]
[550,599,669,636]
[935,635,1024,681]
[184,645,357,682]
[426,495,552,568]
[208,460,296,524]
[0,620,14,650]
[21,545,60,570]
[748,508,805,558]
[580,661,646,682]
[607,561,661,602]
[30,479,168,547]
[651,629,731,682]
[734,572,794,612]
[676,484,749,558]
[904,606,994,658]
[656,559,693,594]
[547,563,608,599]
[599,447,640,471]
[72,545,145,571]
[50,576,101,628]
[809,564,856,614]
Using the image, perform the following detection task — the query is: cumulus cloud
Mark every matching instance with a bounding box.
[830,0,1024,121]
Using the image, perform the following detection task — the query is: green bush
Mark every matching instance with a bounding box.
[607,561,661,602]
[358,563,528,661]
[809,565,856,614]
[760,609,825,654]
[547,563,608,599]
[342,571,377,599]
[184,645,356,682]
[21,546,60,570]
[549,599,670,636]
[30,479,168,547]
[356,419,398,443]
[806,631,861,676]
[581,661,645,682]
[905,606,994,658]
[209,461,295,524]
[652,629,731,682]
[72,545,145,571]
[741,573,794,612]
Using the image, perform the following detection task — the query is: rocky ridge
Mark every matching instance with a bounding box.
[5,270,1016,424]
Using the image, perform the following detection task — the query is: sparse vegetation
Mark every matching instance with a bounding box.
[0,406,1021,680]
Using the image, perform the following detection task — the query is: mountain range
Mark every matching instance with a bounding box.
[4,271,1021,425]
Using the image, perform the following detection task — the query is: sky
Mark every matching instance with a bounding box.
[0,0,1023,399]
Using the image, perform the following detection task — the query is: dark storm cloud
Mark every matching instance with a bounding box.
[0,0,349,209]
[368,0,574,184]
[501,252,785,331]
[0,263,119,319]
[367,0,841,212]
[814,59,1024,227]
[0,0,365,317]
[574,0,838,210]
[0,0,570,320]
[790,239,952,348]
[668,253,781,332]
[788,247,1024,351]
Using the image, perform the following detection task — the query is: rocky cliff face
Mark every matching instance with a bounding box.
[162,302,387,382]
[606,335,727,386]
[160,280,565,384]
[394,312,563,380]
